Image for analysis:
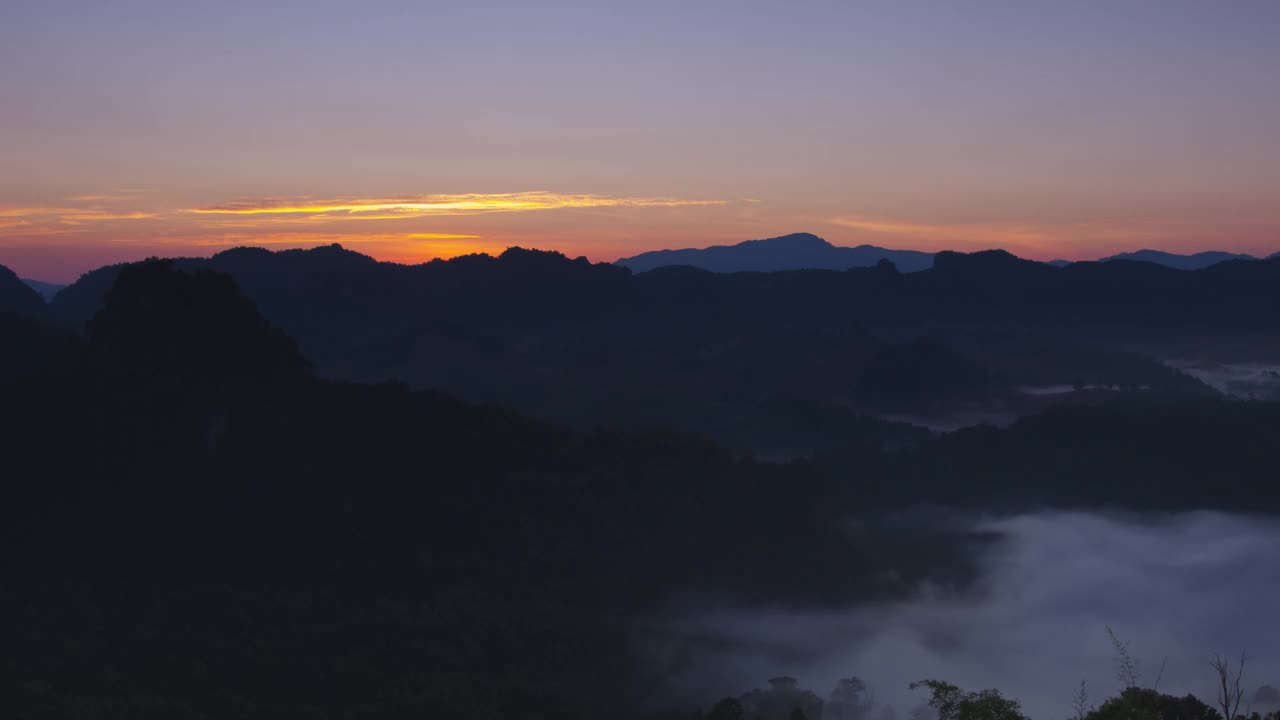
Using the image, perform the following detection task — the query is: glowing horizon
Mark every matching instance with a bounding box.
[3,188,1279,282]
[3,1,1279,281]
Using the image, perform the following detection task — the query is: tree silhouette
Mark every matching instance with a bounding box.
[1085,688,1220,720]
[911,679,1028,720]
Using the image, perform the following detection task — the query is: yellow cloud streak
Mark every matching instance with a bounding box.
[0,207,65,217]
[0,207,157,222]
[188,192,728,219]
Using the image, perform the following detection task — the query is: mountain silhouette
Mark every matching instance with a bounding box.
[615,232,935,273]
[41,243,1259,455]
[0,263,46,317]
[5,260,962,716]
[7,250,1280,717]
[1098,248,1257,270]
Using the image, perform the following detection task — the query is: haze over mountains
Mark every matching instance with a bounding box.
[21,278,66,301]
[613,232,1275,274]
[9,239,1280,457]
[12,234,1274,289]
[1097,248,1260,270]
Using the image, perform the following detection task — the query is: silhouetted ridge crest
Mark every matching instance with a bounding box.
[616,232,935,273]
[498,245,586,268]
[212,243,379,271]
[742,232,830,249]
[931,249,1044,273]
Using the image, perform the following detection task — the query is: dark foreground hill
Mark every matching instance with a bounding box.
[5,261,1280,717]
[0,261,966,717]
[615,232,936,273]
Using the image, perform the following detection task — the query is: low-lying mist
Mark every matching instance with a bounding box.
[642,511,1280,719]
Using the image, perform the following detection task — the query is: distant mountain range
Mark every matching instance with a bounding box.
[615,232,936,273]
[1097,249,1258,270]
[8,249,1280,719]
[11,240,1278,454]
[21,278,66,301]
[614,233,1273,274]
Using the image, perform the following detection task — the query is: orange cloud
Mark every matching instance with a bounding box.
[0,206,157,224]
[58,210,158,224]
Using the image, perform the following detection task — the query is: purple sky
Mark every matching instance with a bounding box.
[3,1,1279,281]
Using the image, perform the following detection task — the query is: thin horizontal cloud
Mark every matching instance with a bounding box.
[188,191,730,221]
[0,207,65,218]
[59,210,158,223]
[0,206,157,223]
[64,192,145,203]
[828,214,1050,247]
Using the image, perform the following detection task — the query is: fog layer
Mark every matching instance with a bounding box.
[646,511,1280,719]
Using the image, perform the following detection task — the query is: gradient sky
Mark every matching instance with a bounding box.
[3,0,1279,281]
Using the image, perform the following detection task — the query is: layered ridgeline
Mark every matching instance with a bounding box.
[0,260,919,717]
[39,244,1280,452]
[1097,248,1260,270]
[5,260,1280,716]
[21,277,67,301]
[612,232,1270,273]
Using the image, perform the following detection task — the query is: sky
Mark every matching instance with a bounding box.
[3,0,1279,282]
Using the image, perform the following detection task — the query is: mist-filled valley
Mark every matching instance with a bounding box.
[2,246,1280,718]
[645,510,1280,720]
[8,0,1280,715]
